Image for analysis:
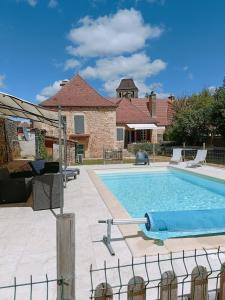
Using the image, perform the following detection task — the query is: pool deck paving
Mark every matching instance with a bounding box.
[0,162,225,299]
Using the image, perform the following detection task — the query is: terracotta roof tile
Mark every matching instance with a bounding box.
[41,75,116,108]
[110,97,172,126]
[131,98,171,126]
[110,98,157,124]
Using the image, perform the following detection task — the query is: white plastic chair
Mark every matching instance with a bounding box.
[170,148,182,164]
[186,150,207,167]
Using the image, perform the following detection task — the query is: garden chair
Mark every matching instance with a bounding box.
[186,150,207,167]
[170,148,182,164]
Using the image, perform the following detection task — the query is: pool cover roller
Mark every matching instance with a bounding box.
[145,209,225,233]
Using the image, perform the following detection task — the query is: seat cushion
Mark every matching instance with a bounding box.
[44,162,59,173]
[28,160,46,175]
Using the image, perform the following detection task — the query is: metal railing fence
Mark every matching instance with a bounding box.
[158,145,225,165]
[90,247,225,300]
[0,276,65,300]
[103,148,123,164]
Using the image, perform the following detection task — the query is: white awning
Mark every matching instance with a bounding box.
[127,123,158,130]
[0,92,59,127]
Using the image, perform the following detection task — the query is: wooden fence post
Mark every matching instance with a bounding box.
[153,144,155,162]
[94,283,113,300]
[127,276,146,300]
[190,266,208,300]
[57,213,75,300]
[219,262,225,300]
[160,271,177,300]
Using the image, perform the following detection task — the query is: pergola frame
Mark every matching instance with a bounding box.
[0,91,65,213]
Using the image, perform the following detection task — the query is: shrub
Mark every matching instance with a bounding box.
[130,143,162,155]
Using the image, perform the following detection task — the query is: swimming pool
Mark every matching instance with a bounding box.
[99,168,225,240]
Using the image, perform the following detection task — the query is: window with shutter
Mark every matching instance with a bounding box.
[117,128,124,141]
[74,115,84,134]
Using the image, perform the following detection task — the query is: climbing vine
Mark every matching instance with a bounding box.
[35,129,47,159]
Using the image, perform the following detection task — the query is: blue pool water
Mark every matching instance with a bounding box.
[99,169,225,240]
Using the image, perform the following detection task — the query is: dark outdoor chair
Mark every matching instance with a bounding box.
[0,168,32,204]
[44,162,79,180]
[135,151,150,165]
[29,160,79,182]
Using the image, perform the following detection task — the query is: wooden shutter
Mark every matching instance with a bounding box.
[117,128,124,141]
[74,115,84,134]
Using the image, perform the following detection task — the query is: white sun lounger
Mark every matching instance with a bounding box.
[170,148,182,164]
[186,149,207,167]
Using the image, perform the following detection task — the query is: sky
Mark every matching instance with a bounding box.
[0,0,225,103]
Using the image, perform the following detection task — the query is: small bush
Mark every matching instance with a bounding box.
[130,143,162,155]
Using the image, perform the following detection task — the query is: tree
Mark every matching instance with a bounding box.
[164,90,213,145]
[211,77,225,138]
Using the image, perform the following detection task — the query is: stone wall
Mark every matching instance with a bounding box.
[34,107,116,159]
[52,143,76,165]
[19,133,35,159]
[0,118,8,165]
[156,126,166,143]
[0,118,20,165]
[151,127,165,143]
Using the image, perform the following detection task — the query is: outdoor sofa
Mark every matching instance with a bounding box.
[0,167,32,204]
[29,160,80,179]
[0,159,80,206]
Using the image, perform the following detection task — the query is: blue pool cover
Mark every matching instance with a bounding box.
[145,209,225,240]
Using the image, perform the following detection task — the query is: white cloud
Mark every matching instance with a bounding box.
[156,92,170,98]
[81,53,166,96]
[17,0,38,6]
[0,74,6,88]
[36,79,67,102]
[27,0,37,6]
[208,86,216,95]
[103,79,121,96]
[80,53,166,81]
[48,0,58,8]
[64,59,80,71]
[67,9,163,57]
[149,82,163,91]
[182,65,193,80]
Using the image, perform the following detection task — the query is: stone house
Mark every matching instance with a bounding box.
[111,79,174,149]
[37,75,117,160]
[34,75,173,161]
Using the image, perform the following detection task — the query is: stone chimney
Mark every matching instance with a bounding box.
[60,80,69,87]
[168,94,175,101]
[149,91,157,117]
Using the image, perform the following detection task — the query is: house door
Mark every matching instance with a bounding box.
[76,144,85,160]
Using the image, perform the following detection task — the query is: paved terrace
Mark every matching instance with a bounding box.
[0,163,225,299]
